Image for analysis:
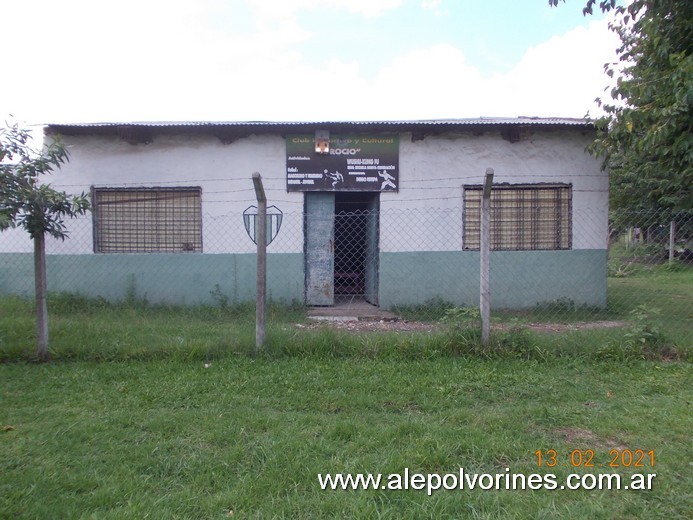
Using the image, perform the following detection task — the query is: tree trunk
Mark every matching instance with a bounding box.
[34,232,50,362]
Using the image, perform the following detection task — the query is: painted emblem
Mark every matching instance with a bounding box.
[243,205,283,245]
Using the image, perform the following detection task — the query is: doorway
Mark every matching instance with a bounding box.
[335,192,379,303]
[305,192,379,306]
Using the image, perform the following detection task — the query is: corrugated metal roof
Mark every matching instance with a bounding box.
[46,117,590,129]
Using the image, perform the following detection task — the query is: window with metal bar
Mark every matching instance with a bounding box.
[92,187,202,253]
[463,184,571,250]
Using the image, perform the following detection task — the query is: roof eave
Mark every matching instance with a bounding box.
[44,117,594,138]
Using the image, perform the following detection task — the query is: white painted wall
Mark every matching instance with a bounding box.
[380,128,608,252]
[0,126,608,255]
[0,133,305,255]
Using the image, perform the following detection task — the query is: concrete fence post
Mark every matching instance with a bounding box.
[480,168,494,345]
[252,172,267,354]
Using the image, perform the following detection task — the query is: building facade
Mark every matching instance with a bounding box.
[0,119,609,309]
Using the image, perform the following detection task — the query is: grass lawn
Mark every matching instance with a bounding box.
[0,268,691,518]
[608,269,692,346]
[1,358,690,519]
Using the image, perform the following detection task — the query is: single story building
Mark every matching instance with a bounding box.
[0,118,609,309]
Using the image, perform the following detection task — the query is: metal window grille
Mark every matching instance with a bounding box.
[92,187,203,253]
[463,184,571,250]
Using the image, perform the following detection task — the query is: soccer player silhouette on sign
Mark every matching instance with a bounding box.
[325,169,343,188]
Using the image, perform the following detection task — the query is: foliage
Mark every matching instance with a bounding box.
[597,305,679,361]
[209,283,231,308]
[440,306,481,329]
[624,305,665,345]
[609,208,693,241]
[1,122,91,361]
[392,298,456,322]
[0,123,89,239]
[3,267,690,362]
[551,0,693,212]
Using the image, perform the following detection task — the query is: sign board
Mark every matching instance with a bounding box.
[286,134,399,192]
[243,205,283,245]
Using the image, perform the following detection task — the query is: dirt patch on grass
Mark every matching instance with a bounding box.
[300,319,439,332]
[301,319,626,334]
[522,321,626,334]
[553,427,629,451]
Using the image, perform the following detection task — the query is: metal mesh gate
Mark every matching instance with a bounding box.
[334,210,367,294]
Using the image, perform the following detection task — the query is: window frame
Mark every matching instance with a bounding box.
[91,186,203,253]
[462,183,572,251]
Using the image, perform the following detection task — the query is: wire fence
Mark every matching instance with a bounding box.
[0,207,690,345]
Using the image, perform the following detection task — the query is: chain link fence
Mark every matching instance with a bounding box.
[0,207,690,345]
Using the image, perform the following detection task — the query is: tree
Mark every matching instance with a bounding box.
[0,123,90,361]
[551,0,693,213]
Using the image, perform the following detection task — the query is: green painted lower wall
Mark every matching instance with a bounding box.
[378,249,607,309]
[0,253,304,305]
[0,249,607,309]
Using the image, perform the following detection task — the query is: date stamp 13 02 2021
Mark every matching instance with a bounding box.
[535,448,656,469]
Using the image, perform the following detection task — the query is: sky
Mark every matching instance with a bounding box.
[1,0,621,126]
